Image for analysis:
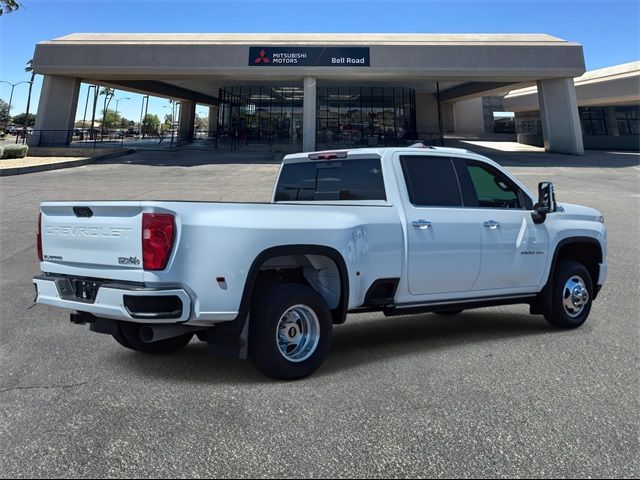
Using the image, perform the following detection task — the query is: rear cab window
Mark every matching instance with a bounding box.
[399,155,463,207]
[274,158,386,202]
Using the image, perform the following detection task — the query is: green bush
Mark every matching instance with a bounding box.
[1,144,28,159]
[0,146,4,159]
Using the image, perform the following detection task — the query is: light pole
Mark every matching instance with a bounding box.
[113,97,130,131]
[197,109,207,138]
[1,80,32,133]
[114,97,130,146]
[139,95,149,138]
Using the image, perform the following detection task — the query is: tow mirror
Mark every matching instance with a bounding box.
[532,182,556,224]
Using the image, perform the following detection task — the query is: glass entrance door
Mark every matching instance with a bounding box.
[217,86,303,150]
[315,86,416,150]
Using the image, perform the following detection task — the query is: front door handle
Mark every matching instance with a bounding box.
[483,220,501,230]
[412,219,432,230]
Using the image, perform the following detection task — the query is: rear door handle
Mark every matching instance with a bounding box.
[412,219,432,230]
[483,220,501,229]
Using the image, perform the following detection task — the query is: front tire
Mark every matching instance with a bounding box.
[112,322,193,354]
[544,260,593,329]
[250,283,332,380]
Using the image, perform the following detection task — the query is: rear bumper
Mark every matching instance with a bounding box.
[33,275,191,323]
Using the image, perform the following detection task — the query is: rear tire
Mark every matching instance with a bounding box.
[112,322,193,354]
[249,283,332,380]
[544,260,593,329]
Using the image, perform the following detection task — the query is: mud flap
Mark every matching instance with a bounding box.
[207,314,250,359]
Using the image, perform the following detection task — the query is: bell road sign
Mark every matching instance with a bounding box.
[249,47,370,67]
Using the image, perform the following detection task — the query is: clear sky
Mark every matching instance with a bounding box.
[1,0,638,124]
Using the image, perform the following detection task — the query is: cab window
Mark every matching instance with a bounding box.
[400,156,463,207]
[464,162,529,209]
[274,159,386,201]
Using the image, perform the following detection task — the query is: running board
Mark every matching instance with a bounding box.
[382,294,537,317]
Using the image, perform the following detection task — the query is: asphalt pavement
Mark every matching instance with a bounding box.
[0,147,638,478]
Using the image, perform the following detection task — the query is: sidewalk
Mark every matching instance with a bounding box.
[0,148,135,176]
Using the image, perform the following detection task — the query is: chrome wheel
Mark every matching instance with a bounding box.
[562,275,589,318]
[276,304,320,363]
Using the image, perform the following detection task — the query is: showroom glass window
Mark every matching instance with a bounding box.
[579,107,608,135]
[616,106,639,135]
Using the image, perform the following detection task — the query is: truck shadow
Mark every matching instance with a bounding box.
[119,310,557,384]
[319,311,554,377]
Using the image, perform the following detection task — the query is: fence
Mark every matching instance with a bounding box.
[8,129,188,150]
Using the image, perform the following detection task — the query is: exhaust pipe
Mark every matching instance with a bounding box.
[139,325,202,344]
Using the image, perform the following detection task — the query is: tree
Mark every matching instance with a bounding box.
[101,109,123,130]
[195,113,208,131]
[11,112,36,127]
[0,98,9,126]
[141,113,160,135]
[99,87,115,134]
[0,0,20,15]
[163,113,173,132]
[24,59,36,131]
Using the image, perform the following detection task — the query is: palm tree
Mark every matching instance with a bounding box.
[0,0,21,16]
[23,59,35,136]
[99,87,115,137]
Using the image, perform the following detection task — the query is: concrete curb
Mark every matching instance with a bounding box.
[0,149,137,176]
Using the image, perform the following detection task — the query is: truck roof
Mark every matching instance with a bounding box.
[282,145,480,163]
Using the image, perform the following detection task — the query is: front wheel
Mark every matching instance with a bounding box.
[544,260,593,329]
[250,283,332,380]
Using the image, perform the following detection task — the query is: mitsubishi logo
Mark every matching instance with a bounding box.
[254,49,270,64]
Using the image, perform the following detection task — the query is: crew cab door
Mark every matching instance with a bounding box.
[454,159,549,290]
[395,155,482,295]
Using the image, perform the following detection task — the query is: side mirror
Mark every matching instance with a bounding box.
[532,182,556,224]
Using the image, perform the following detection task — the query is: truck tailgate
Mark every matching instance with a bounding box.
[40,202,145,282]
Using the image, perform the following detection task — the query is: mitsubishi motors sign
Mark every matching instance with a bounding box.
[249,47,370,67]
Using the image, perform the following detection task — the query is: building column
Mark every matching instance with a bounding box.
[178,100,196,142]
[208,105,218,138]
[303,77,316,152]
[537,78,584,155]
[29,75,81,146]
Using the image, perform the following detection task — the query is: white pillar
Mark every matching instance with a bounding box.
[178,100,196,142]
[29,75,81,146]
[303,77,316,152]
[537,78,584,155]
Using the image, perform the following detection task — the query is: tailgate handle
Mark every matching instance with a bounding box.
[73,206,93,218]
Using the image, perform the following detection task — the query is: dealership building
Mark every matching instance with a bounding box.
[31,33,590,154]
[504,61,639,151]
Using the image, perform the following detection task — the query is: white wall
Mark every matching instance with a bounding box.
[453,97,485,135]
[415,93,440,134]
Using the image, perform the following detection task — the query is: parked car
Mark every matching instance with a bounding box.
[14,128,33,138]
[33,145,607,379]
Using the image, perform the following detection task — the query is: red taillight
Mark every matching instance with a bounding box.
[142,213,175,270]
[37,212,43,261]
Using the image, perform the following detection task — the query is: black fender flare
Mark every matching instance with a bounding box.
[228,244,350,335]
[539,236,603,313]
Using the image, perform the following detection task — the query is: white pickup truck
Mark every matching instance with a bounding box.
[34,146,607,379]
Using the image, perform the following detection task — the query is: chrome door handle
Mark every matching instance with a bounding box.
[412,219,432,230]
[483,220,501,229]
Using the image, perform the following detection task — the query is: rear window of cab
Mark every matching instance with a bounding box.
[274,159,386,201]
